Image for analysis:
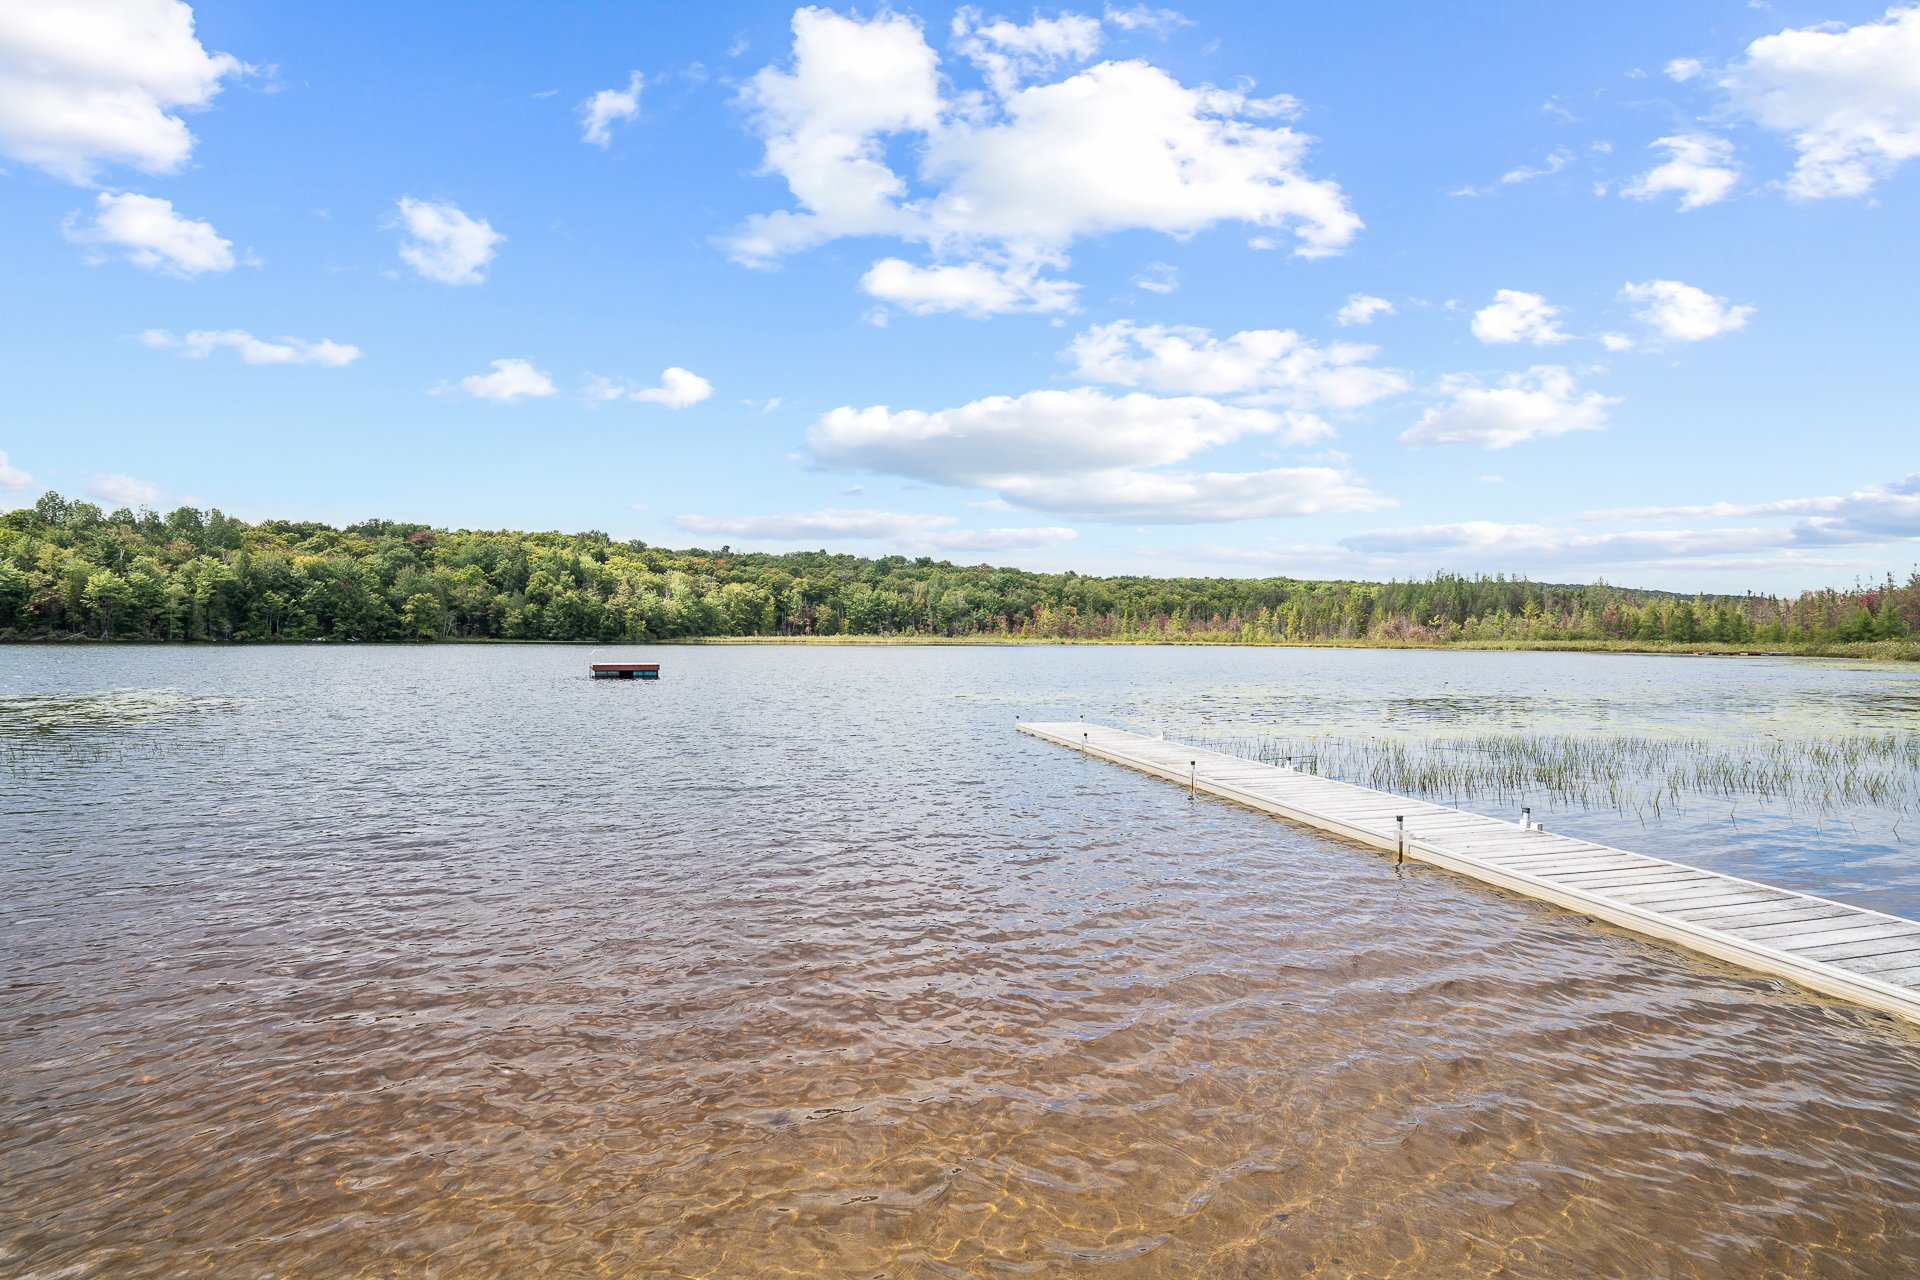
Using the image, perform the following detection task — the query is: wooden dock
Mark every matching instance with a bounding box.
[1020,721,1920,1026]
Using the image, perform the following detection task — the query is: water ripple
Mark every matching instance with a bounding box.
[3,645,1919,1277]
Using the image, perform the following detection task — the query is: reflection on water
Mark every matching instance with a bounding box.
[3,645,1920,1277]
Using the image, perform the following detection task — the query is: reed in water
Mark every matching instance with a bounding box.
[1195,730,1920,822]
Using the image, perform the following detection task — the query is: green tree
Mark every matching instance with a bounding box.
[401,592,446,639]
[81,569,132,638]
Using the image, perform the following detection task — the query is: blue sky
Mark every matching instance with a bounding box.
[3,1,1917,591]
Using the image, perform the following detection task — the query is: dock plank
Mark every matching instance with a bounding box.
[1019,721,1920,1025]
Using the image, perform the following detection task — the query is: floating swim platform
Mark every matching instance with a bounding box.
[1019,721,1920,1027]
[591,663,660,680]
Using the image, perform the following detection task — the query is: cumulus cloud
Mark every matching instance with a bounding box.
[580,71,643,146]
[673,506,1076,552]
[805,386,1383,522]
[0,450,31,489]
[0,0,246,183]
[1470,289,1571,345]
[1723,5,1920,198]
[860,257,1078,315]
[63,191,233,275]
[810,387,1279,480]
[588,366,714,408]
[1400,366,1615,450]
[1334,293,1394,326]
[1065,320,1407,410]
[1621,134,1741,209]
[1621,279,1754,342]
[89,472,162,505]
[141,328,360,366]
[1665,57,1705,83]
[727,8,1358,312]
[451,358,555,402]
[395,196,502,285]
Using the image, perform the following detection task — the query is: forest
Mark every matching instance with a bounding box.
[4,492,1916,652]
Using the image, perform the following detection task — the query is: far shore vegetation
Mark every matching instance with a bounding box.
[6,492,1917,660]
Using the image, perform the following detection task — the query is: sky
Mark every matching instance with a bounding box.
[2,0,1918,592]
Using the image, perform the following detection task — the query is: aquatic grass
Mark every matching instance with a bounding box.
[0,689,241,780]
[1191,729,1920,822]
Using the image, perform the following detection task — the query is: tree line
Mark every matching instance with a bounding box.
[4,492,1915,649]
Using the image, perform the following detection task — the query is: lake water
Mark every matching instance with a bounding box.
[4,644,1920,1277]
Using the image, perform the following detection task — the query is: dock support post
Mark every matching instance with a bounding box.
[1189,760,1196,792]
[1396,815,1405,863]
[1520,805,1531,830]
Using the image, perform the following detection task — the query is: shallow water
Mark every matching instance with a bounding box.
[4,644,1920,1277]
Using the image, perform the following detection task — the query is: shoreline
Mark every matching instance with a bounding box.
[7,633,1918,662]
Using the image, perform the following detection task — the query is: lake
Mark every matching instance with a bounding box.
[4,644,1920,1277]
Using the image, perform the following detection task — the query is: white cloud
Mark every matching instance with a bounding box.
[1500,147,1572,184]
[452,358,555,402]
[810,387,1281,480]
[673,506,1077,552]
[1599,331,1636,352]
[395,196,502,285]
[141,328,360,366]
[1470,290,1571,345]
[89,472,161,505]
[1621,279,1754,342]
[0,0,245,183]
[1131,261,1179,294]
[1065,320,1407,409]
[1451,148,1574,199]
[1665,57,1704,83]
[860,257,1078,315]
[0,450,31,489]
[728,8,1358,310]
[1723,5,1920,198]
[638,367,713,408]
[1334,293,1394,326]
[728,8,942,261]
[580,71,643,146]
[1401,366,1615,450]
[63,191,233,275]
[1621,133,1741,209]
[588,366,714,408]
[921,62,1344,252]
[952,8,1102,98]
[1103,4,1192,36]
[805,386,1383,522]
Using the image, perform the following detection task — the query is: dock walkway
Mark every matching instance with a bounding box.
[1020,721,1920,1025]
